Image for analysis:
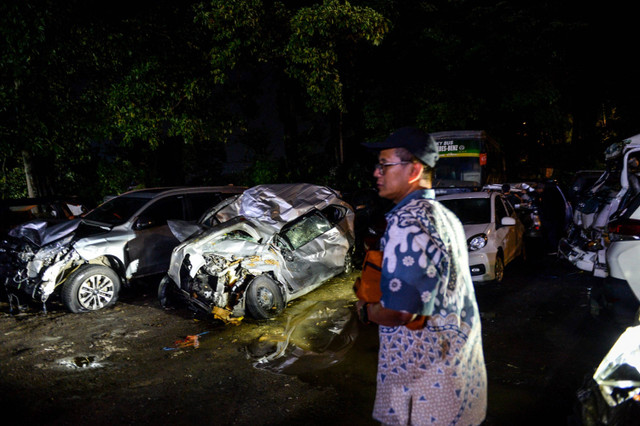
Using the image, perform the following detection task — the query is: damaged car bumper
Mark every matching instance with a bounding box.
[558,237,608,277]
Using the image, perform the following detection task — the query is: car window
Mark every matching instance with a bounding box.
[321,205,347,225]
[199,195,241,227]
[185,193,223,221]
[503,196,515,216]
[281,211,332,250]
[84,196,150,225]
[494,196,509,222]
[439,198,490,225]
[139,196,185,226]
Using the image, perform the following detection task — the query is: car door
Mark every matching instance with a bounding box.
[126,194,185,277]
[276,210,348,291]
[494,195,518,263]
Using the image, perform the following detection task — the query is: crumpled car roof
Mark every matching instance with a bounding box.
[214,183,347,235]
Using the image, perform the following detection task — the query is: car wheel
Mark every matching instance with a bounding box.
[62,265,121,313]
[158,276,177,308]
[245,275,285,319]
[493,254,505,283]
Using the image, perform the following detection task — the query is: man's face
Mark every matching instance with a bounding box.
[374,148,415,203]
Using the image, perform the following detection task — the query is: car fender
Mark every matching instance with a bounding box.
[74,232,131,266]
[611,242,640,301]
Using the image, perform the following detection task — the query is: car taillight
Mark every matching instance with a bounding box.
[608,218,640,240]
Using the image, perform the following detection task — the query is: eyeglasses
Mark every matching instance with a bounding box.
[374,161,411,175]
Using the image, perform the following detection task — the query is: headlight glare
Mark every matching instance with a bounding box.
[468,234,487,251]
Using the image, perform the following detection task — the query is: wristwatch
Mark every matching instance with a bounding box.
[359,302,370,324]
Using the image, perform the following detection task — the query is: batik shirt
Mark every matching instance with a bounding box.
[373,189,487,425]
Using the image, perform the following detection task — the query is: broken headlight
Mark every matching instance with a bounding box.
[27,235,74,278]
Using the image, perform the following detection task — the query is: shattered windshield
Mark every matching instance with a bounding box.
[439,198,491,225]
[83,196,150,226]
[281,211,332,250]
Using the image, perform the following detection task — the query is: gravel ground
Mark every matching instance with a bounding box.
[0,255,626,425]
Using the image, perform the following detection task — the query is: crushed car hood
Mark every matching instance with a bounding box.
[8,219,111,248]
[8,219,81,247]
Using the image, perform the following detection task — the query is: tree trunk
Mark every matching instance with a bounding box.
[21,150,38,199]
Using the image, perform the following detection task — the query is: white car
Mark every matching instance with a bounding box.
[437,190,525,282]
[591,192,640,323]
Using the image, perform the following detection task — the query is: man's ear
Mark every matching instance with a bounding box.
[408,162,424,184]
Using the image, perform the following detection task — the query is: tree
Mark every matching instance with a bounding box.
[196,0,389,168]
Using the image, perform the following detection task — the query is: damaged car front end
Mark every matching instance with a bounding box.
[1,219,117,312]
[560,135,640,277]
[0,186,245,313]
[159,183,355,322]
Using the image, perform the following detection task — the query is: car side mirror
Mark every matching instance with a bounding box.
[134,216,158,230]
[501,217,516,226]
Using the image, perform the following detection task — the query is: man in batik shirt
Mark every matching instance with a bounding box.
[358,127,487,425]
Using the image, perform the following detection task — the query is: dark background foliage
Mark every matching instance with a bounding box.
[1,0,637,205]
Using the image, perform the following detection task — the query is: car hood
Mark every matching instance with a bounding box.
[462,223,490,239]
[8,218,111,248]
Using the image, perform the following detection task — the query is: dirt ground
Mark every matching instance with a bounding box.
[0,255,626,426]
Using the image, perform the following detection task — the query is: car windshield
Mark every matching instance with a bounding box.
[440,198,491,225]
[281,211,332,250]
[83,196,150,225]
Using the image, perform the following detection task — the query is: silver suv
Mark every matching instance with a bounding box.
[0,186,244,313]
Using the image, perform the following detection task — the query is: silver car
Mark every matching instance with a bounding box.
[0,186,245,313]
[159,183,355,321]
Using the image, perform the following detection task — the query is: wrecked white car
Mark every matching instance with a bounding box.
[559,134,640,277]
[0,186,244,313]
[159,183,355,321]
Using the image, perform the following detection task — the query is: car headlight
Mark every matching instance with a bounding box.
[468,234,487,251]
[35,234,74,261]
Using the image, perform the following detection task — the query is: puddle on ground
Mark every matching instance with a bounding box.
[245,298,359,375]
[58,355,103,369]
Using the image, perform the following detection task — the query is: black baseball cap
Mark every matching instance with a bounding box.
[363,127,439,167]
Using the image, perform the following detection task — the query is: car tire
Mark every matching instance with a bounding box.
[493,254,505,283]
[62,265,121,313]
[158,276,177,309]
[245,275,285,319]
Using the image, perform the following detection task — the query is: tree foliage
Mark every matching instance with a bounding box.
[1,0,638,200]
